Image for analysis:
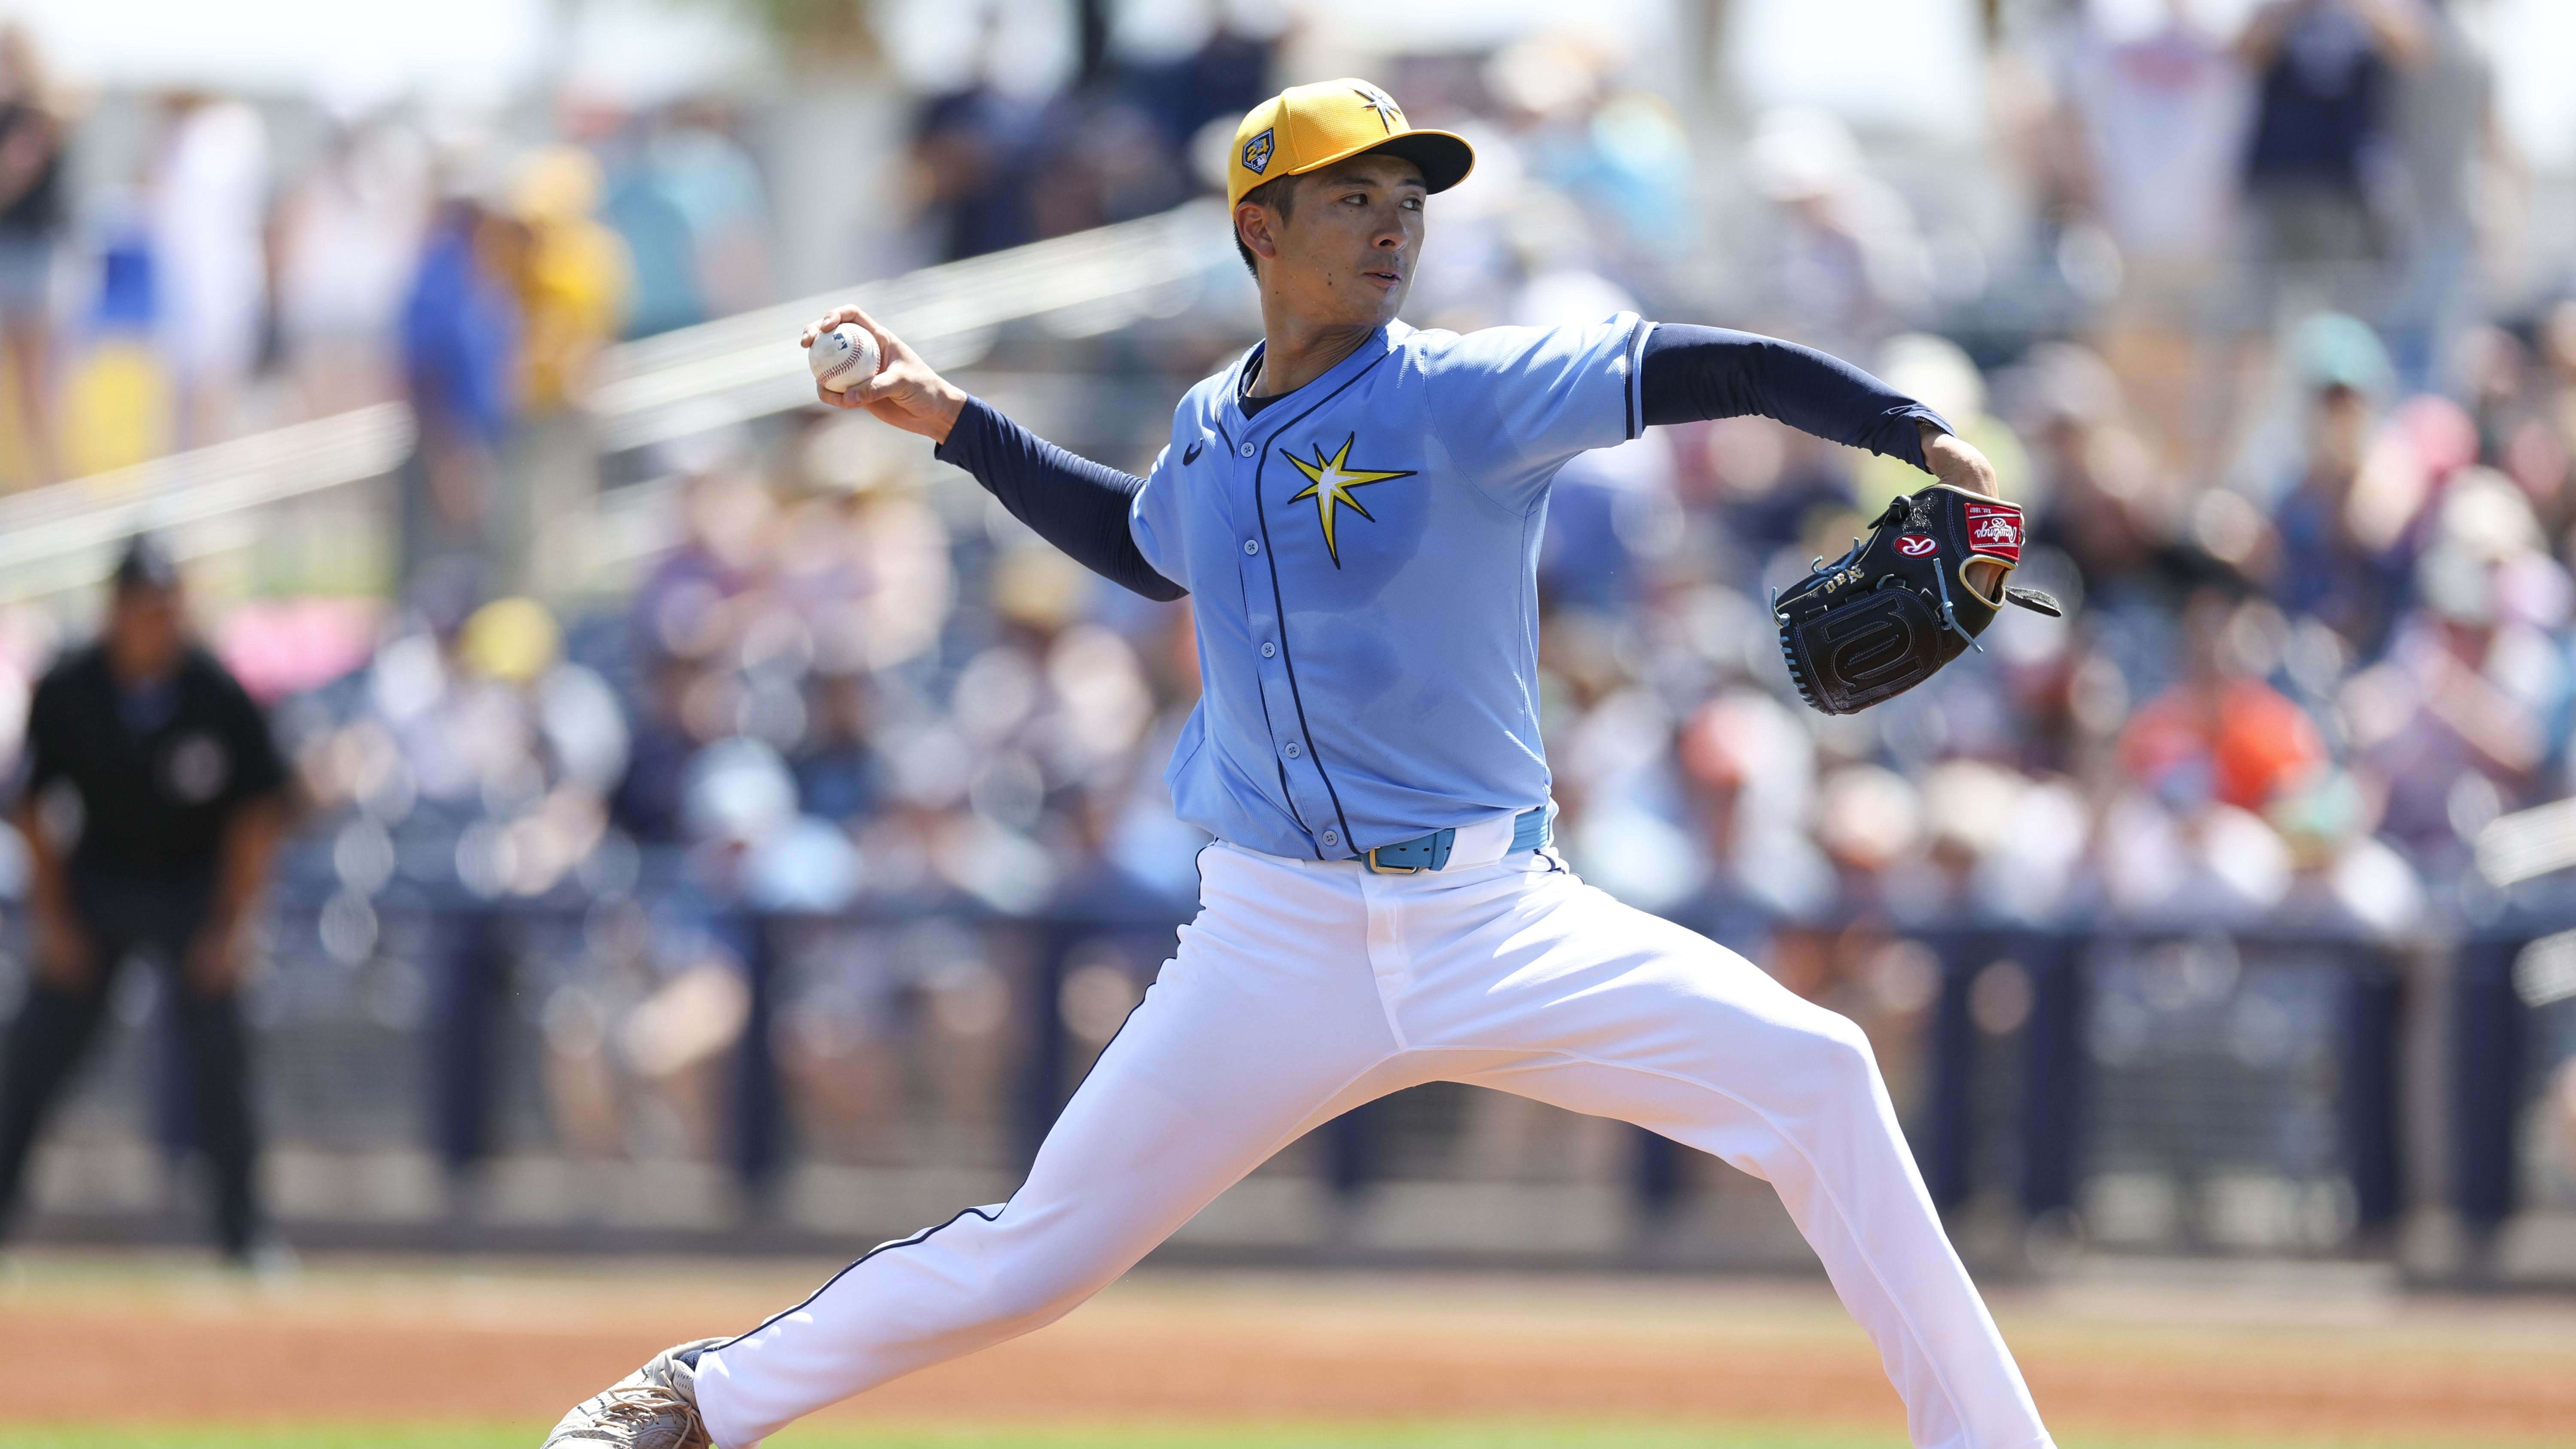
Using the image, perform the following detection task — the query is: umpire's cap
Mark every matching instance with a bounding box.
[1227,79,1474,210]
[112,535,181,594]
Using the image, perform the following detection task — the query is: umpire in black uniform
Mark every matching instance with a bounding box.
[0,538,289,1260]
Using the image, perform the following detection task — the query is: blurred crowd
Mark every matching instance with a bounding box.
[0,21,777,496]
[0,0,2573,964]
[0,0,2566,1232]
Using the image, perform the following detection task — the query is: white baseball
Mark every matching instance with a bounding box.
[808,322,881,393]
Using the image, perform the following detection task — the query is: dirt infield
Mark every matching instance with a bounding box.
[4,1254,2574,1445]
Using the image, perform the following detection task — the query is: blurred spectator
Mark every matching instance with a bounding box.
[58,194,169,477]
[1742,107,1931,355]
[0,24,63,487]
[2062,0,2245,279]
[0,538,289,1264]
[277,106,430,416]
[398,197,521,586]
[651,102,772,320]
[2542,303,2576,522]
[605,102,774,339]
[1032,94,1190,237]
[1485,36,1694,278]
[508,147,628,416]
[2235,0,2427,322]
[2017,341,2191,605]
[2262,313,2410,657]
[2342,470,2575,868]
[911,60,1046,260]
[2121,589,2329,815]
[603,119,702,340]
[1123,13,1274,161]
[2035,0,2245,468]
[500,147,629,595]
[148,93,270,448]
[2382,0,2500,389]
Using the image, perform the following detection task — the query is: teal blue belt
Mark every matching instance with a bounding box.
[1351,806,1550,874]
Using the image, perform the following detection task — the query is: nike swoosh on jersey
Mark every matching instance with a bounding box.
[1183,440,1205,465]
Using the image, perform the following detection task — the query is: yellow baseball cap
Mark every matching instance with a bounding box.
[1227,78,1475,210]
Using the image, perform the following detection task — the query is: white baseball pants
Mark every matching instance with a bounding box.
[695,837,2054,1449]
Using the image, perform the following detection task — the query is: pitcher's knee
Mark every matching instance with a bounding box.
[978,1257,1111,1335]
[1783,1005,1882,1090]
[963,1213,1130,1333]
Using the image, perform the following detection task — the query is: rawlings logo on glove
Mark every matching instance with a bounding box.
[1772,484,2063,715]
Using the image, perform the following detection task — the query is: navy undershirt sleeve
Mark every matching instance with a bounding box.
[1637,324,1950,470]
[933,395,1186,603]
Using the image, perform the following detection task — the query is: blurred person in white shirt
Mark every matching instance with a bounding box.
[148,94,269,447]
[1741,107,1932,357]
[279,104,430,416]
[2038,0,2252,466]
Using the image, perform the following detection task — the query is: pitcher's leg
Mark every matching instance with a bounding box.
[1418,871,2049,1449]
[694,848,1406,1447]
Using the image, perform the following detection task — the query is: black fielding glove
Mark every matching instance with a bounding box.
[1772,484,2062,715]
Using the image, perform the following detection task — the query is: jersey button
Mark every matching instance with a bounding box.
[1243,539,1259,556]
[1321,829,1340,847]
[1240,442,1255,457]
[1259,642,1276,658]
[1283,742,1302,759]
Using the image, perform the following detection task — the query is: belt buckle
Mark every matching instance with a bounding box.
[1364,845,1420,875]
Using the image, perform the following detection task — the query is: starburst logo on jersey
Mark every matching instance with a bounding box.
[1282,434,1415,567]
[1352,84,1403,133]
[1241,128,1275,175]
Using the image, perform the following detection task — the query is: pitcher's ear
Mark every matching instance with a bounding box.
[1236,202,1281,263]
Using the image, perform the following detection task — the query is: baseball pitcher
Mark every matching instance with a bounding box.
[547,79,2055,1449]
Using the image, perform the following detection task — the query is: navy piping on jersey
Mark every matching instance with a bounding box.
[1273,759,1314,835]
[1622,320,1653,440]
[1238,339,1397,859]
[709,1202,1008,1354]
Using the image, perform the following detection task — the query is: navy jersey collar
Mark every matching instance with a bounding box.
[1223,324,1403,440]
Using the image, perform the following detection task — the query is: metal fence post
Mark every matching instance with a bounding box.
[2018,932,2085,1220]
[1015,923,1075,1172]
[2339,945,2406,1233]
[1325,1100,1377,1199]
[729,910,784,1198]
[1633,1126,1687,1218]
[1920,931,1983,1211]
[2451,933,2527,1236]
[430,907,501,1176]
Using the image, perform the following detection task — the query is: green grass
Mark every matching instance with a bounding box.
[0,1425,2541,1449]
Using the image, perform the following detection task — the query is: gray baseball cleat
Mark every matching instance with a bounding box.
[542,1337,729,1448]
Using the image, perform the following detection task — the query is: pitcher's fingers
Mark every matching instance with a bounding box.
[850,371,906,409]
[1964,558,2010,605]
[802,304,871,346]
[840,309,901,361]
[815,381,866,410]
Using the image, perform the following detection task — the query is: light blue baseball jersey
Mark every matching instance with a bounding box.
[1128,314,1651,860]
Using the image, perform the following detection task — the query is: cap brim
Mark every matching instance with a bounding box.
[1290,129,1476,194]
